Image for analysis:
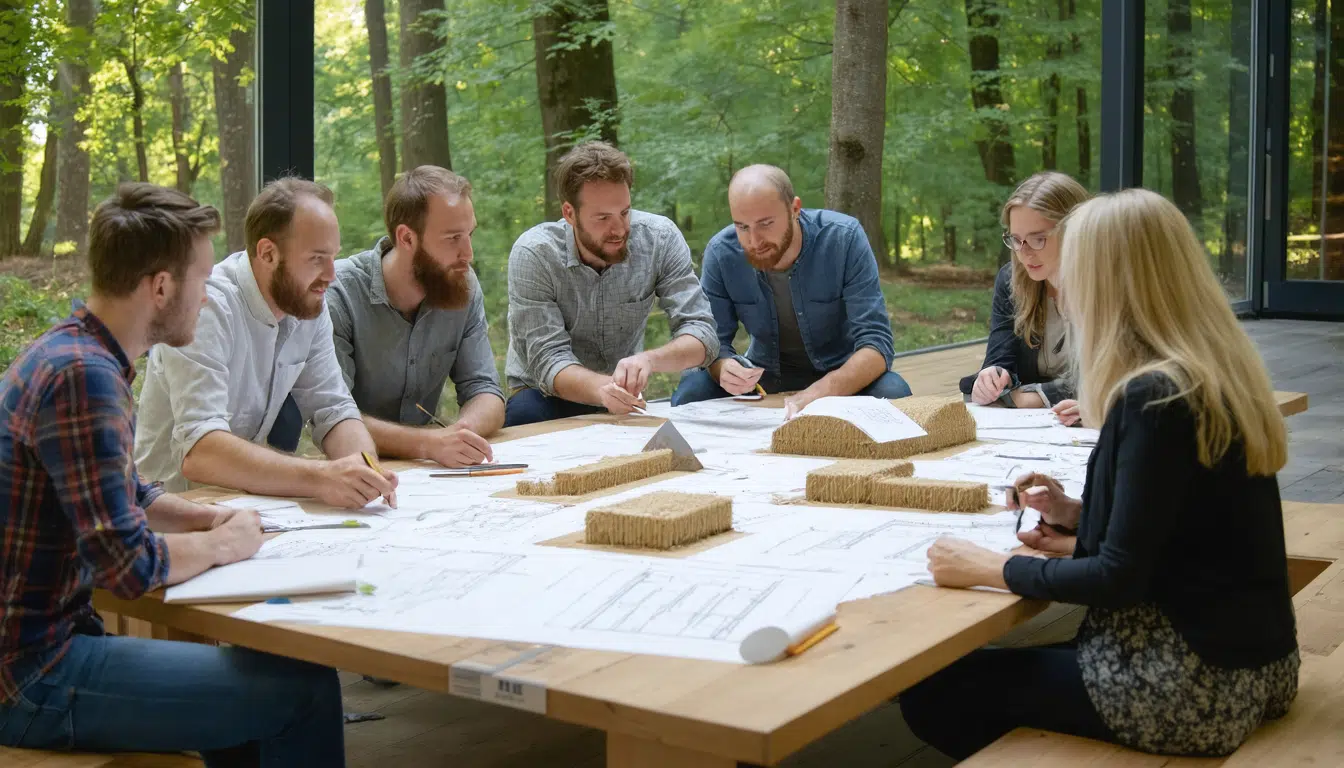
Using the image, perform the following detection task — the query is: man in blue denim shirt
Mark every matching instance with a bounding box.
[672,165,911,413]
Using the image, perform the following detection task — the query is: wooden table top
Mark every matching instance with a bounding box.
[95,390,1318,766]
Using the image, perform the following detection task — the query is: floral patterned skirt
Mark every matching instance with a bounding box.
[1077,603,1299,757]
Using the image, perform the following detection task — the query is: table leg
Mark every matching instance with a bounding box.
[606,732,737,767]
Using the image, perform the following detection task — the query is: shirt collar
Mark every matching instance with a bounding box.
[230,251,281,328]
[71,301,136,382]
[369,236,395,307]
[562,220,585,269]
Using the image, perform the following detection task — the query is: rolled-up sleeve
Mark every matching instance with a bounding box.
[700,242,745,365]
[291,308,363,446]
[326,284,358,393]
[655,227,719,366]
[157,293,236,471]
[451,280,505,405]
[842,227,895,367]
[34,363,170,599]
[507,244,581,396]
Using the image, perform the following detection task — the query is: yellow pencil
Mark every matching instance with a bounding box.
[786,622,838,657]
[755,382,768,397]
[361,451,383,474]
[415,403,450,428]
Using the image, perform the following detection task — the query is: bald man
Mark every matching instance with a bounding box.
[672,165,911,414]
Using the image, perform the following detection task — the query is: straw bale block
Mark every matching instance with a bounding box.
[585,492,732,550]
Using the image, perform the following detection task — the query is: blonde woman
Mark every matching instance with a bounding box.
[960,171,1089,424]
[904,189,1299,759]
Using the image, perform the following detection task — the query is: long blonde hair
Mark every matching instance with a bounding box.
[1059,188,1286,475]
[1001,172,1091,347]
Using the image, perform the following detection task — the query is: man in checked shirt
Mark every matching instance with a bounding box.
[0,185,346,764]
[503,141,719,425]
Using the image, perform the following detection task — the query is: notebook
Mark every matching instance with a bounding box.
[163,556,358,604]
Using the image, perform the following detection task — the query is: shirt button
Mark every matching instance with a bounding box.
[409,358,417,365]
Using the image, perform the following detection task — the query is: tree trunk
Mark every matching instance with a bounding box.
[918,209,927,261]
[1222,0,1251,279]
[533,0,619,219]
[399,0,451,171]
[365,0,397,197]
[965,0,1016,188]
[54,0,95,259]
[21,124,57,256]
[1325,0,1344,280]
[120,1,151,186]
[942,203,957,263]
[825,0,889,264]
[169,61,193,194]
[1168,0,1203,229]
[1071,0,1090,185]
[0,0,25,258]
[213,25,256,255]
[1040,0,1064,172]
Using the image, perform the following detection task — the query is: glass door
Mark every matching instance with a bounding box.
[1263,0,1344,316]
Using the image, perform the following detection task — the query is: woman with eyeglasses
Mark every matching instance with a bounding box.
[959,171,1090,424]
[903,188,1298,760]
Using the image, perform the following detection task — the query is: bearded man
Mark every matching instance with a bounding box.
[135,178,398,508]
[322,167,504,468]
[503,141,718,426]
[670,164,911,415]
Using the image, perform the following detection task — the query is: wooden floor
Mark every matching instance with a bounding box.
[335,318,1342,768]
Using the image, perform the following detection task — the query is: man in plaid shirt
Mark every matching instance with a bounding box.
[0,184,345,765]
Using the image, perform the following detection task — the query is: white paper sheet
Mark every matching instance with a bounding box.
[966,403,1061,430]
[976,425,1100,447]
[797,396,928,443]
[164,555,358,603]
[231,539,854,664]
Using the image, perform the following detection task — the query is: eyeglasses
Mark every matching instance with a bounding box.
[1002,230,1055,252]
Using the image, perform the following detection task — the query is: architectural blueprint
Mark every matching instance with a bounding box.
[169,411,1098,664]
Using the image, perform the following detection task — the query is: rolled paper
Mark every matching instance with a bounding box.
[738,608,836,664]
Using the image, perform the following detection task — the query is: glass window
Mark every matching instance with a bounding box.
[1287,0,1344,281]
[1143,0,1254,301]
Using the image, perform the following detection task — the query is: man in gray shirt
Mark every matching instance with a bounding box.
[504,141,718,426]
[135,178,398,509]
[327,166,505,468]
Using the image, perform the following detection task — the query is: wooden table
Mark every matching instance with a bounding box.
[98,412,1054,767]
[95,393,1318,767]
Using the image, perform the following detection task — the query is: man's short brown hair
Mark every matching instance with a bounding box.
[244,177,335,259]
[87,183,222,298]
[384,165,473,238]
[555,141,633,210]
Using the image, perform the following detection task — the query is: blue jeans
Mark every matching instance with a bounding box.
[266,394,303,453]
[670,366,913,406]
[504,388,605,427]
[0,634,345,767]
[898,644,1114,760]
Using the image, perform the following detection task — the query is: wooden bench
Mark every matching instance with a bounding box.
[0,748,201,767]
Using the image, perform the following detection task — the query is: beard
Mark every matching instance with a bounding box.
[744,217,795,271]
[575,219,629,265]
[270,254,328,320]
[413,242,472,310]
[147,287,198,348]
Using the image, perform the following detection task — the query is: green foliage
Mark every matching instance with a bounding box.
[0,275,68,368]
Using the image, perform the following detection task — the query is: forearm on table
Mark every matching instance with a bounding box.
[363,415,433,461]
[806,347,887,398]
[319,418,377,459]
[182,430,323,497]
[552,364,610,405]
[143,493,216,533]
[454,393,506,436]
[162,530,228,585]
[645,334,710,373]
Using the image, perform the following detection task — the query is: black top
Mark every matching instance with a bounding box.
[959,263,1074,403]
[1003,373,1298,670]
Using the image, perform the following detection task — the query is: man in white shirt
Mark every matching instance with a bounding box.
[135,178,397,509]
